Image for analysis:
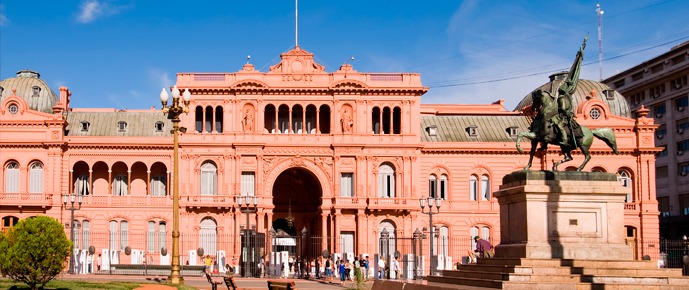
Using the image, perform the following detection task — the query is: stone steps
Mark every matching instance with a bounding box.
[425,258,689,289]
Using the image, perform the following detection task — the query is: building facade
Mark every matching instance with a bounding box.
[1,46,660,272]
[603,41,689,239]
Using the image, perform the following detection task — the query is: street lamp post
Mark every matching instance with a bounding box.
[238,195,258,277]
[419,197,441,276]
[159,85,191,285]
[63,192,83,274]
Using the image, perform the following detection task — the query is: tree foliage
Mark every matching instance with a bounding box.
[0,216,71,290]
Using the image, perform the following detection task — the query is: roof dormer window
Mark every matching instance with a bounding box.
[426,125,438,136]
[507,126,519,137]
[466,125,478,137]
[603,90,615,100]
[117,121,127,132]
[155,121,164,132]
[31,86,41,98]
[80,121,90,132]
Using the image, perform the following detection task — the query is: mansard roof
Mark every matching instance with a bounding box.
[0,70,59,114]
[65,110,172,137]
[420,115,531,142]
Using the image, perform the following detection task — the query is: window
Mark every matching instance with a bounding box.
[241,172,255,196]
[658,196,670,217]
[481,175,490,201]
[81,220,90,250]
[147,221,156,253]
[649,84,665,99]
[76,175,90,195]
[29,162,44,193]
[372,107,381,134]
[677,119,689,134]
[672,76,687,90]
[631,71,644,81]
[589,108,601,119]
[340,173,354,197]
[603,90,615,100]
[81,121,90,132]
[378,164,395,198]
[426,125,438,136]
[654,104,666,118]
[120,221,128,251]
[466,125,478,137]
[155,121,164,132]
[438,226,449,256]
[680,194,689,216]
[507,126,519,137]
[439,175,448,200]
[429,175,437,198]
[109,221,118,250]
[679,162,689,176]
[677,140,689,155]
[469,175,478,201]
[657,125,667,139]
[675,95,688,112]
[656,166,668,178]
[378,221,396,257]
[113,175,128,196]
[146,221,166,253]
[200,162,217,196]
[657,146,668,158]
[31,86,41,97]
[671,54,687,65]
[614,79,625,88]
[4,161,19,193]
[150,175,167,196]
[470,226,479,251]
[195,106,203,133]
[340,232,355,254]
[8,104,18,114]
[205,106,213,133]
[470,226,490,251]
[199,218,217,256]
[650,63,664,73]
[617,170,632,202]
[117,121,127,132]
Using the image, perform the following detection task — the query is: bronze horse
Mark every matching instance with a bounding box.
[516,89,619,171]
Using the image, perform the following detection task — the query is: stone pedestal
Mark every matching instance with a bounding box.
[494,171,632,260]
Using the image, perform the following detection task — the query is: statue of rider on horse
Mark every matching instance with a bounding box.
[517,36,619,171]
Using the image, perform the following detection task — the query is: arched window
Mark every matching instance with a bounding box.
[81,220,91,250]
[5,161,19,193]
[428,175,437,198]
[469,175,478,201]
[200,162,217,196]
[392,107,401,134]
[618,169,632,202]
[378,220,396,257]
[195,106,203,133]
[372,107,381,134]
[158,222,167,253]
[470,226,479,251]
[147,221,156,253]
[205,106,213,133]
[199,218,217,256]
[319,104,331,134]
[72,220,80,249]
[440,175,448,200]
[119,221,128,251]
[382,107,391,134]
[438,226,449,256]
[215,106,224,133]
[76,175,90,195]
[113,175,128,196]
[29,162,44,193]
[470,226,491,251]
[264,104,276,133]
[109,221,118,250]
[481,175,490,201]
[150,175,167,196]
[378,163,395,198]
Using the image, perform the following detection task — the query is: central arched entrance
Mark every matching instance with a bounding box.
[270,167,323,276]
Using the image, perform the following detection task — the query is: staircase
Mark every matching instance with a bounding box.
[425,258,689,290]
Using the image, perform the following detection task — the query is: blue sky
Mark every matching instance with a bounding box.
[1,0,688,110]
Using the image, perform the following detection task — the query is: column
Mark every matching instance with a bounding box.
[333,210,341,254]
[288,106,292,133]
[107,170,112,195]
[321,214,328,253]
[89,169,93,195]
[127,170,131,195]
[146,170,151,195]
[316,108,320,134]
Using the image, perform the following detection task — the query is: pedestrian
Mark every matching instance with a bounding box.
[392,257,400,279]
[97,254,101,272]
[474,236,495,258]
[338,260,346,286]
[324,257,332,283]
[345,259,352,281]
[258,258,265,278]
[363,256,369,280]
[378,257,385,279]
[204,255,212,274]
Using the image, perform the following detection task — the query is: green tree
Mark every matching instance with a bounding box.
[0,216,71,290]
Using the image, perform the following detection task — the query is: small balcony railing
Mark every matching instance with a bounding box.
[0,192,53,207]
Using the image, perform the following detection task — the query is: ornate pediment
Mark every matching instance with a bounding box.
[269,46,325,75]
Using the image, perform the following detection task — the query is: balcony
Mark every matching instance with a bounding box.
[83,195,170,207]
[332,196,365,208]
[367,197,409,210]
[0,192,53,208]
[181,195,234,209]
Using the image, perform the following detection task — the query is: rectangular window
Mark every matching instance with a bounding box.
[470,176,477,201]
[109,221,118,250]
[200,169,217,196]
[658,196,670,217]
[76,175,90,195]
[656,166,668,178]
[679,162,689,176]
[657,146,668,158]
[5,168,19,193]
[150,175,167,196]
[119,221,128,251]
[680,194,689,216]
[340,173,354,197]
[340,232,355,254]
[158,223,167,253]
[113,175,128,196]
[675,96,688,111]
[81,221,90,250]
[29,166,43,193]
[677,140,689,154]
[654,104,666,117]
[440,176,448,200]
[241,172,255,196]
[147,221,156,253]
[677,118,689,134]
[480,176,490,201]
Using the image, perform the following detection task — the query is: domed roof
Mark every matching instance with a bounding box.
[0,70,59,114]
[514,72,631,118]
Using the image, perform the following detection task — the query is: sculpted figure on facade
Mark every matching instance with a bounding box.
[242,107,254,132]
[340,107,353,133]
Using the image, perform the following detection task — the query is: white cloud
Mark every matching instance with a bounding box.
[0,4,9,26]
[76,0,125,24]
[148,68,173,92]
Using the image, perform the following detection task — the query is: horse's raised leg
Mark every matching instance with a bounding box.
[517,132,538,170]
[577,145,592,171]
[525,139,538,170]
[552,150,573,171]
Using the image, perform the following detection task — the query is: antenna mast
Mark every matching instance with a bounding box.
[295,0,299,47]
[597,3,604,81]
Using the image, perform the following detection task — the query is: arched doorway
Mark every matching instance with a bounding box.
[270,167,323,271]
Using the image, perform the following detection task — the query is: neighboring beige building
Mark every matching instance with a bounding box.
[604,41,689,239]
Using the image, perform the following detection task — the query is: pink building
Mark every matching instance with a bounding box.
[0,47,659,274]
